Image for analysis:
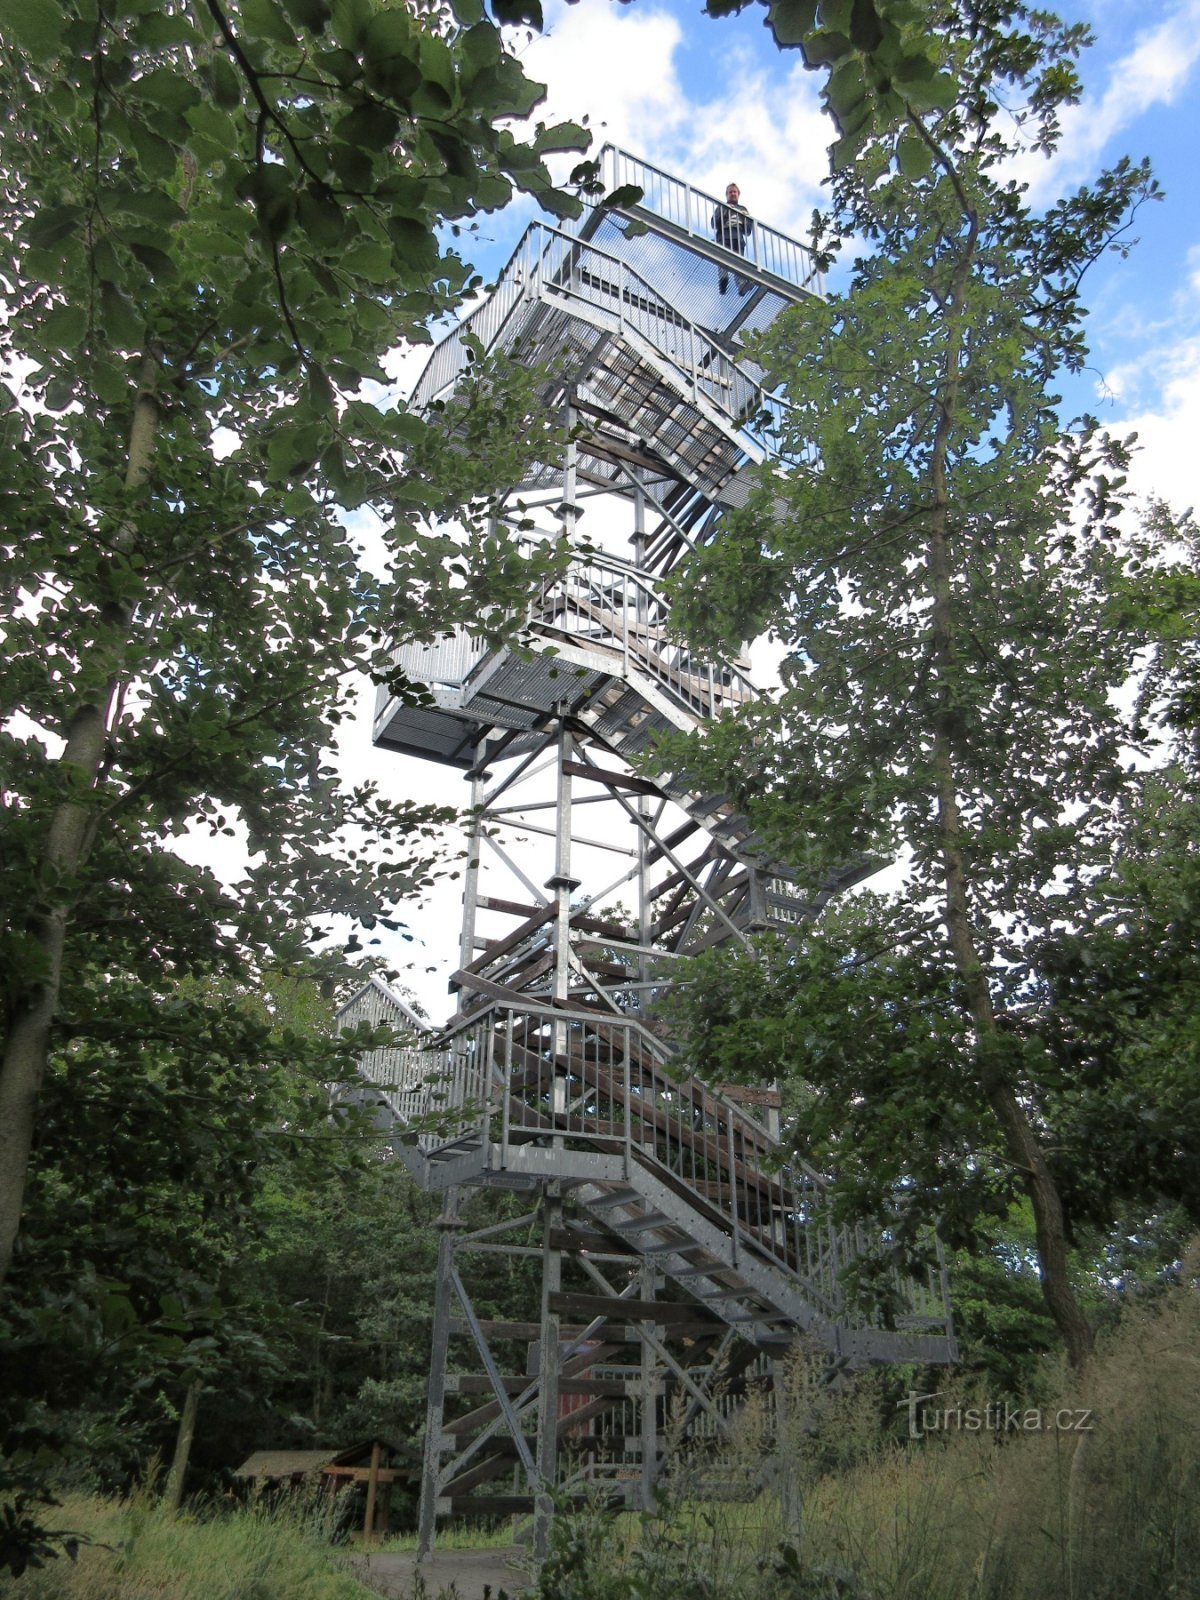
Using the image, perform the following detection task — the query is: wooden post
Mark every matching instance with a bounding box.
[164,1380,201,1515]
[363,1441,382,1545]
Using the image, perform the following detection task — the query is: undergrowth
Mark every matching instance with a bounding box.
[519,1261,1200,1600]
[0,1491,376,1600]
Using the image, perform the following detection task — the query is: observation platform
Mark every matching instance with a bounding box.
[409,148,815,560]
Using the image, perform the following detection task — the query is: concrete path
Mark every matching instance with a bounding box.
[344,1546,533,1600]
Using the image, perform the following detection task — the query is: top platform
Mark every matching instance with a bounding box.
[577,147,823,304]
[408,148,821,512]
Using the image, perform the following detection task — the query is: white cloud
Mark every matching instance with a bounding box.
[525,3,829,240]
[526,3,689,157]
[1111,332,1200,516]
[1010,0,1200,203]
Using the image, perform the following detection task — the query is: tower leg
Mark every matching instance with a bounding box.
[772,1352,803,1540]
[417,1191,461,1559]
[639,1259,659,1510]
[533,1188,563,1561]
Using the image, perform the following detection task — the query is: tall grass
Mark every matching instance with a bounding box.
[782,1259,1200,1600]
[524,1260,1200,1600]
[0,1491,377,1600]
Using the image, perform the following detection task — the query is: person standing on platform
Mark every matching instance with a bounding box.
[712,182,754,295]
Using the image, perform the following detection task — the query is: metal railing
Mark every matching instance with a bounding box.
[411,222,790,459]
[392,998,951,1336]
[387,540,756,728]
[526,545,756,725]
[594,146,823,299]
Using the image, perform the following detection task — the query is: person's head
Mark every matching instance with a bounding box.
[725,183,740,203]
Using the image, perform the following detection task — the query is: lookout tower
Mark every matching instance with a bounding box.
[369,149,957,1556]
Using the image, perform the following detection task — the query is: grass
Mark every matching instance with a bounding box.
[0,1492,379,1600]
[10,1265,1198,1600]
[520,1254,1200,1600]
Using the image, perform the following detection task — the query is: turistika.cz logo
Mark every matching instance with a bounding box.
[898,1391,1095,1440]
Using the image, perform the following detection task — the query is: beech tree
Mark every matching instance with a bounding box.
[0,0,603,1290]
[657,1,1184,1369]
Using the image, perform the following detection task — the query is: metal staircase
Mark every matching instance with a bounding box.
[363,147,956,1556]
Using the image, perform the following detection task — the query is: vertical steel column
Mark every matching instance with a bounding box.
[417,1191,462,1558]
[633,474,652,999]
[533,1187,563,1560]
[548,399,580,1118]
[639,1259,660,1510]
[458,741,486,972]
[772,1353,803,1539]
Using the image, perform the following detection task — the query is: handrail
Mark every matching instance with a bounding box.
[522,543,756,724]
[387,539,756,731]
[593,145,824,299]
[410,221,790,459]
[386,997,952,1334]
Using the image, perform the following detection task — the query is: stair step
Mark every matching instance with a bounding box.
[610,1212,676,1235]
[586,1188,642,1210]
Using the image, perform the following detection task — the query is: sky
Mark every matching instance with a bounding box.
[188,0,1200,1019]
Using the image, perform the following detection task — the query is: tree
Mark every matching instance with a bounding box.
[0,0,600,1290]
[0,963,395,1562]
[656,0,1183,1368]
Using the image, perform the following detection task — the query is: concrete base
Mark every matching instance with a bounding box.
[344,1546,531,1600]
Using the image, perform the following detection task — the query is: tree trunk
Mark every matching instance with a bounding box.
[0,353,161,1290]
[164,1380,202,1514]
[925,205,1093,1369]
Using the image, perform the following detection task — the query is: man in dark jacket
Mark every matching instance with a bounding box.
[712,182,753,294]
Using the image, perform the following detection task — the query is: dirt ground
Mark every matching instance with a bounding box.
[343,1546,533,1600]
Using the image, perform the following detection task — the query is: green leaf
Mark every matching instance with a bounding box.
[387,217,439,273]
[279,0,330,33]
[601,183,644,210]
[126,120,179,181]
[101,282,146,350]
[896,130,932,178]
[240,0,297,48]
[804,28,853,65]
[460,19,500,72]
[330,0,370,52]
[128,66,202,114]
[362,9,422,100]
[343,238,396,283]
[849,0,883,50]
[27,203,83,252]
[767,0,818,46]
[40,303,88,350]
[818,0,853,32]
[43,374,74,410]
[827,55,866,121]
[134,12,201,47]
[0,0,66,59]
[490,0,542,27]
[297,186,345,249]
[907,69,957,112]
[209,53,242,109]
[419,32,455,95]
[534,121,590,155]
